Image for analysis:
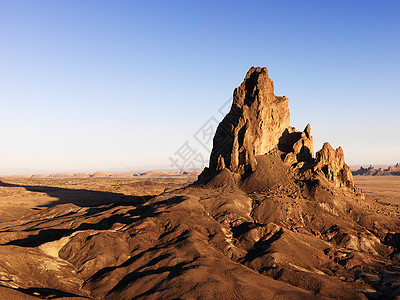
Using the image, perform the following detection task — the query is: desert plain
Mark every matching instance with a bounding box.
[1,174,399,222]
[353,176,400,206]
[1,174,398,221]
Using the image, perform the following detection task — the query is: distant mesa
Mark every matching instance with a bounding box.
[138,170,174,177]
[91,171,112,178]
[16,170,201,179]
[73,173,91,178]
[50,173,90,178]
[30,173,51,179]
[353,163,400,176]
[198,66,356,192]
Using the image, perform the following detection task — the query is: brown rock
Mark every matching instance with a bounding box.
[313,142,354,188]
[208,66,290,176]
[353,163,400,176]
[200,66,355,194]
[279,124,314,167]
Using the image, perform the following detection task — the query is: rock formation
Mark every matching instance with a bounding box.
[353,163,400,176]
[199,66,355,192]
[0,67,399,299]
[208,67,290,175]
[312,142,354,188]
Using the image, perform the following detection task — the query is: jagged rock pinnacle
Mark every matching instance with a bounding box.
[199,66,355,192]
[208,66,290,175]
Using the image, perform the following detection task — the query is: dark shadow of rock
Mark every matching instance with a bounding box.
[0,180,159,248]
[0,180,154,208]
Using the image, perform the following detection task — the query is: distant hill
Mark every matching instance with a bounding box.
[1,170,202,179]
[352,163,400,176]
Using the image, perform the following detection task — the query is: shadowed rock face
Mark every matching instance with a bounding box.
[279,124,314,166]
[200,66,355,192]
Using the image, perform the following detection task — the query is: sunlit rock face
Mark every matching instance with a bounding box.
[208,67,290,176]
[200,66,355,191]
[313,142,354,189]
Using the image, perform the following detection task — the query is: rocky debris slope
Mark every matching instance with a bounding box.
[353,163,400,176]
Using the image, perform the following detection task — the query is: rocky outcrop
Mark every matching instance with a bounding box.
[208,67,290,176]
[199,66,355,192]
[353,163,400,176]
[388,163,400,172]
[312,142,354,188]
[278,124,314,167]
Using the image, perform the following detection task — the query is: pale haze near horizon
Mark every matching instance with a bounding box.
[0,1,399,175]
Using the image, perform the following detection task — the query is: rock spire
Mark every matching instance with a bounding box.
[209,67,290,175]
[199,66,354,191]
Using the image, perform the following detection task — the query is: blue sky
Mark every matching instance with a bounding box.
[0,0,399,173]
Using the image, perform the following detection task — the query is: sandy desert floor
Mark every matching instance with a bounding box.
[354,175,400,206]
[0,175,397,222]
[0,176,197,222]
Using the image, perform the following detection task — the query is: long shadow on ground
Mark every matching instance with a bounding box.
[0,180,159,247]
[0,180,154,208]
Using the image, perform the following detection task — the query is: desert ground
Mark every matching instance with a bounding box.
[353,176,400,206]
[0,176,197,223]
[0,174,398,299]
[0,175,397,222]
[0,176,198,299]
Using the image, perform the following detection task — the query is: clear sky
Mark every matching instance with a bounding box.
[0,0,399,174]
